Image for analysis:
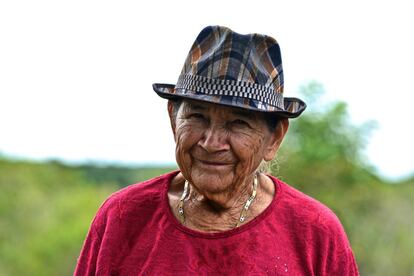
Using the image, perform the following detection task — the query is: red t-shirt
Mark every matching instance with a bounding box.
[75,171,359,275]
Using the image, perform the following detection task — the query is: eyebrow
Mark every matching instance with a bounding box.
[187,104,207,111]
[232,110,254,120]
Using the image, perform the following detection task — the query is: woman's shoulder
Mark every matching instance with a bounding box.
[270,175,348,236]
[93,170,178,224]
[109,170,178,201]
[269,176,358,274]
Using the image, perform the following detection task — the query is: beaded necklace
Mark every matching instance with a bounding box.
[177,175,258,228]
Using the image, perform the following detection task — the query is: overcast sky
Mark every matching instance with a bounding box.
[1,0,413,180]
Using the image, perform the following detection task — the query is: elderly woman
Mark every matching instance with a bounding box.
[75,26,359,275]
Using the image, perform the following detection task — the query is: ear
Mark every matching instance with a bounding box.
[263,118,289,161]
[167,100,177,140]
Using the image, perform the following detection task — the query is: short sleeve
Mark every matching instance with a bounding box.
[74,215,104,276]
[74,196,114,276]
[319,212,360,275]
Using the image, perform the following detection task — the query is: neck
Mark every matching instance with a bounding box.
[181,175,258,232]
[188,175,255,211]
[168,172,275,233]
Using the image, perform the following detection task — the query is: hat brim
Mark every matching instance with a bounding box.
[152,83,306,118]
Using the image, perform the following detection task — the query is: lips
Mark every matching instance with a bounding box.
[197,159,232,166]
[193,158,235,172]
[191,147,236,168]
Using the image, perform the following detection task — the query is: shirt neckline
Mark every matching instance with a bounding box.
[162,170,282,239]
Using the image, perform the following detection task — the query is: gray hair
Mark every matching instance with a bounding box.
[257,158,279,175]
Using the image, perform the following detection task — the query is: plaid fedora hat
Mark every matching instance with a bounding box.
[153,25,306,118]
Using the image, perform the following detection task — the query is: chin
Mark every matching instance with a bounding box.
[190,171,234,195]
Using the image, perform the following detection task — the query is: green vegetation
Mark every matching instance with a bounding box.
[0,160,175,276]
[0,82,413,275]
[277,82,414,275]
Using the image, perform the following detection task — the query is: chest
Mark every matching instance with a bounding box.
[97,222,307,276]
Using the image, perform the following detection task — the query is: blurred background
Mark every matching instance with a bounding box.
[1,0,413,275]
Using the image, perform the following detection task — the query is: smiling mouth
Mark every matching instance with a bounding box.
[196,159,232,167]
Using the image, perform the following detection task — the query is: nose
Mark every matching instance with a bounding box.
[198,125,230,153]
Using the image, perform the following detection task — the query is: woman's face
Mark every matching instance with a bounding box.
[169,100,287,196]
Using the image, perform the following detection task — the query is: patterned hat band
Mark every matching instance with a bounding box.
[175,74,284,109]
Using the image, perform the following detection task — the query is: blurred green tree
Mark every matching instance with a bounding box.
[275,82,414,275]
[0,159,175,275]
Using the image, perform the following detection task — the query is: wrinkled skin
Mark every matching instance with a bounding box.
[168,99,289,212]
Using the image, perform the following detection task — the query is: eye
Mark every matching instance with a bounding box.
[188,113,205,120]
[231,119,250,127]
